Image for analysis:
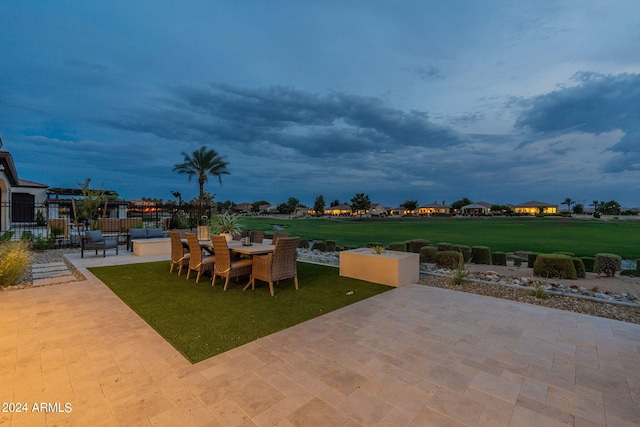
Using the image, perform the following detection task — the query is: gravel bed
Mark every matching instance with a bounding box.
[7,248,85,291]
[418,274,640,324]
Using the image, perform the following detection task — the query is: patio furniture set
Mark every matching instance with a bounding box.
[172,231,299,296]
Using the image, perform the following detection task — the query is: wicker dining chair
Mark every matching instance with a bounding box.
[185,233,215,282]
[169,231,190,275]
[251,230,265,243]
[251,237,299,296]
[210,235,253,290]
[271,231,290,245]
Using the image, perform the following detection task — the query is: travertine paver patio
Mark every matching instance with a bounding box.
[1,252,639,426]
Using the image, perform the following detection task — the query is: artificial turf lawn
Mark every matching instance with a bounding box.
[90,261,391,363]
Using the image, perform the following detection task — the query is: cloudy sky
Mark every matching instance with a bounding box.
[2,1,639,208]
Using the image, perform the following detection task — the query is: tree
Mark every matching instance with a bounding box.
[572,204,584,214]
[173,146,229,216]
[313,195,325,216]
[252,200,270,213]
[350,193,371,217]
[562,197,574,213]
[74,178,117,224]
[330,199,340,207]
[596,200,621,215]
[401,200,418,214]
[277,197,300,215]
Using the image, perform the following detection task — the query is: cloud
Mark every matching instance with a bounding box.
[107,84,467,158]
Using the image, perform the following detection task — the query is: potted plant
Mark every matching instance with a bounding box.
[211,212,244,242]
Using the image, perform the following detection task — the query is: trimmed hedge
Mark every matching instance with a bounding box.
[437,242,454,252]
[555,251,575,257]
[533,254,577,279]
[312,240,327,251]
[594,253,622,277]
[452,245,472,262]
[637,258,640,276]
[298,238,309,249]
[420,246,438,263]
[406,239,431,253]
[580,256,596,273]
[435,251,464,269]
[492,251,507,266]
[572,257,586,279]
[471,246,492,265]
[325,240,336,252]
[366,242,384,248]
[388,242,407,252]
[527,252,540,268]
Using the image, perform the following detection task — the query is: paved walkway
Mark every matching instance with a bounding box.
[1,252,639,426]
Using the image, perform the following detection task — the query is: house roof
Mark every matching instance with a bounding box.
[419,203,451,208]
[18,179,48,188]
[329,204,352,210]
[516,200,557,207]
[461,203,489,210]
[475,201,493,208]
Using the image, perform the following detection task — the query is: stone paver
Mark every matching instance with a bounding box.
[0,252,638,426]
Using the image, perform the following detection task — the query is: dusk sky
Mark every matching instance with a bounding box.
[2,1,639,208]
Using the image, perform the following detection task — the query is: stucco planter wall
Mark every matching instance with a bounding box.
[339,248,419,287]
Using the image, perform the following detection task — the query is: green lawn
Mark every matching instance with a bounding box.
[90,261,390,363]
[240,216,640,259]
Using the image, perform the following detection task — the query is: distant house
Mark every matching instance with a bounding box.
[389,207,404,216]
[369,203,387,216]
[327,204,352,216]
[233,202,252,213]
[259,204,277,214]
[514,200,558,215]
[417,203,451,216]
[0,139,49,230]
[460,203,490,215]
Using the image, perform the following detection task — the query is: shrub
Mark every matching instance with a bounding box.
[435,251,464,269]
[451,257,468,286]
[636,258,640,276]
[298,238,309,249]
[594,253,622,277]
[580,256,596,273]
[527,252,540,268]
[492,252,507,266]
[419,246,438,263]
[437,242,454,252]
[388,242,407,252]
[325,240,336,252]
[312,240,327,252]
[406,239,431,253]
[32,235,55,251]
[366,242,384,248]
[572,258,586,279]
[0,241,32,286]
[533,254,577,280]
[471,246,492,265]
[555,251,575,257]
[452,245,472,262]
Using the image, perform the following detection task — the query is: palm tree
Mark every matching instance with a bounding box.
[173,146,230,215]
[562,197,574,213]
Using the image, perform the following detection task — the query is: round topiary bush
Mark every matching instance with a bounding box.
[572,257,586,279]
[419,246,438,263]
[437,242,454,252]
[492,251,507,266]
[407,239,431,253]
[533,254,577,279]
[452,245,472,262]
[298,238,309,249]
[594,253,622,277]
[471,246,492,265]
[325,240,336,252]
[580,256,596,273]
[435,251,464,269]
[388,242,407,252]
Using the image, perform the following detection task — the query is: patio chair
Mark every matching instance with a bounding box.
[210,235,253,290]
[81,230,119,258]
[251,237,299,296]
[169,231,190,275]
[271,231,290,245]
[185,233,215,283]
[251,230,265,243]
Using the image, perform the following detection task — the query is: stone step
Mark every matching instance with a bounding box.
[33,274,77,287]
[33,269,72,279]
